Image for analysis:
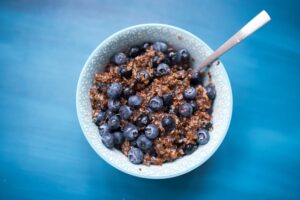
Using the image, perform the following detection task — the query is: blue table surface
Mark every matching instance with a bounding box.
[1,0,299,199]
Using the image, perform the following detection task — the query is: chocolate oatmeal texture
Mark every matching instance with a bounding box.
[90,42,215,166]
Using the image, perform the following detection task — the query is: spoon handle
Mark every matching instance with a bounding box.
[196,10,271,71]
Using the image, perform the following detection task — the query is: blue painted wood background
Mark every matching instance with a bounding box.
[1,0,299,199]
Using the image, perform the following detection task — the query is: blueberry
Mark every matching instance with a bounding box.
[150,56,160,68]
[168,51,178,64]
[183,87,197,100]
[123,123,139,141]
[119,66,132,79]
[99,123,110,137]
[153,41,168,52]
[123,87,135,99]
[97,82,108,92]
[190,72,203,85]
[197,129,210,145]
[205,84,216,100]
[94,111,106,126]
[179,103,193,117]
[145,124,159,139]
[189,100,198,112]
[107,82,123,99]
[107,115,120,130]
[184,144,198,155]
[142,42,152,51]
[128,95,142,108]
[128,46,141,58]
[108,99,120,112]
[119,105,133,120]
[157,63,170,76]
[136,70,151,84]
[113,131,124,145]
[161,116,176,131]
[101,133,114,148]
[149,96,163,112]
[111,52,128,65]
[137,135,153,151]
[162,93,173,107]
[176,49,190,63]
[128,147,144,164]
[106,109,115,119]
[135,113,151,127]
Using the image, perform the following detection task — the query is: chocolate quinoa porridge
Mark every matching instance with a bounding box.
[89,41,216,165]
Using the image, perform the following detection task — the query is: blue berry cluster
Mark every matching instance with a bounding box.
[93,76,160,164]
[91,41,216,165]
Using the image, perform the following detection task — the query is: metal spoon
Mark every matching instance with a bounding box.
[195,10,271,72]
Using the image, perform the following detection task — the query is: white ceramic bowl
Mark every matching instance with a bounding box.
[76,24,233,179]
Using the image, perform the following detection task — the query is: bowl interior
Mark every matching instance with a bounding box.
[76,24,232,179]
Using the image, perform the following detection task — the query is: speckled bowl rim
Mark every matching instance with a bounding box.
[76,23,233,179]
